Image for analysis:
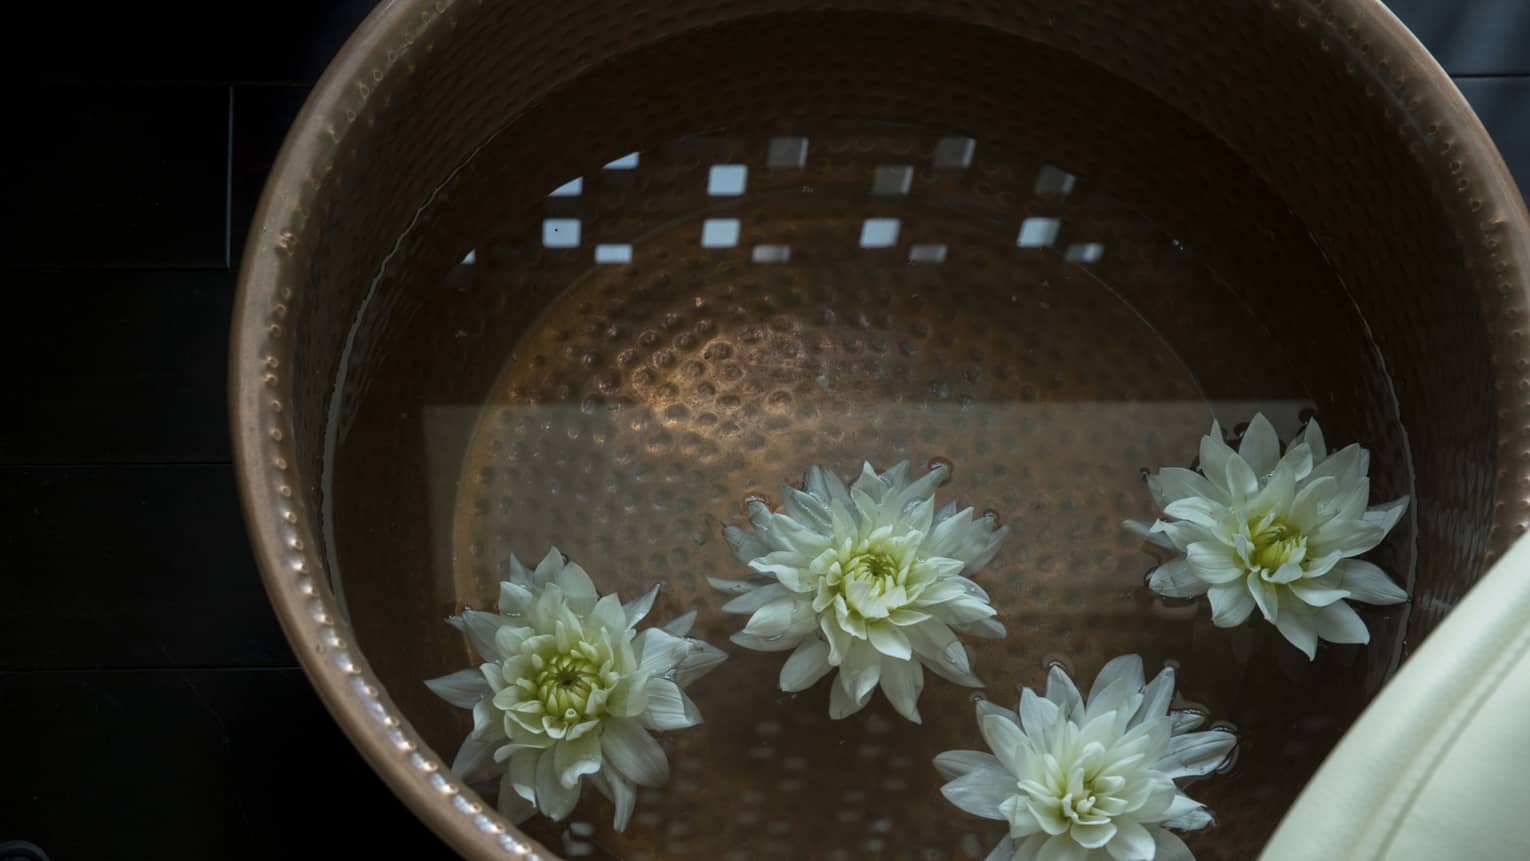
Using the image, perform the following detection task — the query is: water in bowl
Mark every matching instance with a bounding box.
[323,12,1414,860]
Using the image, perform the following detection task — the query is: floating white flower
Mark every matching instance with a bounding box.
[425,548,726,830]
[1127,414,1410,659]
[936,655,1234,861]
[713,460,1009,722]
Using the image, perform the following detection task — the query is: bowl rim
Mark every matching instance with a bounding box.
[231,1,1530,858]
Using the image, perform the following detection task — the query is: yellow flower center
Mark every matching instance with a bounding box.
[1250,517,1307,573]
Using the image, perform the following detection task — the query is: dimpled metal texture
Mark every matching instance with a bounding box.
[233,1,1530,859]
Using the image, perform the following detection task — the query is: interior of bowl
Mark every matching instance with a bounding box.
[234,1,1530,858]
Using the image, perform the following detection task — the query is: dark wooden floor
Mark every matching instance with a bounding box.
[2,2,1526,858]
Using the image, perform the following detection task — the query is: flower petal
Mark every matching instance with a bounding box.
[672,638,727,688]
[1247,574,1280,622]
[1018,687,1061,742]
[1363,495,1410,536]
[955,616,1008,639]
[708,572,775,597]
[879,657,925,723]
[621,583,661,627]
[556,561,599,612]
[804,463,855,515]
[1160,730,1236,778]
[1148,467,1225,508]
[590,592,628,635]
[588,769,636,832]
[1207,582,1255,627]
[933,749,1003,780]
[554,728,603,788]
[450,734,499,783]
[1338,560,1409,605]
[600,717,670,787]
[1171,709,1206,733]
[1223,453,1260,500]
[926,506,1009,571]
[425,668,492,709]
[722,525,769,563]
[780,638,834,692]
[1124,518,1178,552]
[507,749,540,802]
[1296,419,1328,466]
[982,712,1032,775]
[532,547,566,586]
[507,552,534,586]
[1038,834,1089,861]
[1071,820,1118,850]
[841,641,883,702]
[743,597,806,637]
[1275,607,1319,659]
[1106,818,1155,861]
[535,744,582,820]
[1163,496,1222,530]
[642,677,703,731]
[868,622,913,660]
[660,610,697,637]
[1249,459,1296,518]
[1186,542,1246,584]
[1153,828,1195,861]
[496,768,537,824]
[1239,413,1281,476]
[984,837,1020,861]
[1269,561,1305,585]
[1289,579,1351,607]
[1152,519,1214,552]
[1148,558,1211,598]
[1163,793,1214,831]
[1044,664,1084,719]
[783,486,834,534]
[828,669,874,719]
[448,609,504,662]
[940,762,1016,820]
[1288,475,1339,532]
[1134,666,1176,727]
[499,581,534,616]
[906,620,982,687]
[1089,654,1146,704]
[636,628,688,678]
[1314,600,1371,645]
[1199,420,1234,491]
[821,613,852,663]
[721,582,792,615]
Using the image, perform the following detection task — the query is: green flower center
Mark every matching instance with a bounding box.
[830,549,912,620]
[845,551,903,591]
[533,650,604,718]
[1250,517,1307,573]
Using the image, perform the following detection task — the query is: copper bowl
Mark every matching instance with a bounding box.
[232,1,1530,858]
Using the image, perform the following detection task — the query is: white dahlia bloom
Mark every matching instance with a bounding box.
[1127,414,1410,659]
[713,460,1009,722]
[425,548,725,830]
[936,655,1235,861]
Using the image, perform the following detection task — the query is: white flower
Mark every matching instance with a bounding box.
[713,460,1009,722]
[1127,414,1410,659]
[425,547,726,830]
[936,655,1234,861]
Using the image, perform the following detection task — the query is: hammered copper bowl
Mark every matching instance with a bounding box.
[232,1,1530,858]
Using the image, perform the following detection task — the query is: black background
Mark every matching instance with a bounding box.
[1,2,1526,858]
